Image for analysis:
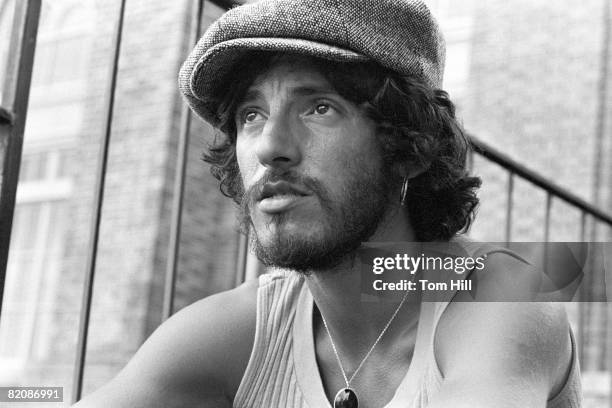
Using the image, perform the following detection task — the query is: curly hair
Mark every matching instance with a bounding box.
[202,52,481,242]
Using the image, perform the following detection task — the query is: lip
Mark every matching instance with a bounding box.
[259,181,310,200]
[257,181,311,214]
[258,194,307,213]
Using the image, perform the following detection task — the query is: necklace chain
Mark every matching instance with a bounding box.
[320,289,412,388]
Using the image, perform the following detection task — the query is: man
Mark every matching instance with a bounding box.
[74,0,581,407]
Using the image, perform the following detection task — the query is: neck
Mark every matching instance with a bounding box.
[304,206,422,357]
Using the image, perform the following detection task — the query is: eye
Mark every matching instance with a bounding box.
[313,103,331,115]
[237,109,264,125]
[245,111,259,122]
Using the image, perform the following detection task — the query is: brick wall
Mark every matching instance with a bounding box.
[2,0,243,400]
[73,0,243,395]
[464,0,608,233]
[457,0,611,377]
[3,0,610,404]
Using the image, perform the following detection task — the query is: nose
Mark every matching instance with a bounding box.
[255,113,302,170]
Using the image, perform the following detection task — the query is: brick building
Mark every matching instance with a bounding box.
[0,0,609,406]
[429,0,612,404]
[0,0,240,401]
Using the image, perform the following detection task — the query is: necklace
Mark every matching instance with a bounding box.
[320,289,412,408]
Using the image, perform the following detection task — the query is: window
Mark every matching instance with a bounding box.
[0,0,88,378]
[0,144,72,373]
[0,201,68,369]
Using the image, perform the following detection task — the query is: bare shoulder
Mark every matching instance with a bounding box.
[73,278,259,408]
[436,301,571,379]
[435,253,573,405]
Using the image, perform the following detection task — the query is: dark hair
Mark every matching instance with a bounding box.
[203,52,481,241]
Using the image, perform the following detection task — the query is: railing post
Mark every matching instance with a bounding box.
[591,0,611,224]
[235,230,249,287]
[544,193,552,242]
[505,172,514,244]
[577,211,587,365]
[467,147,474,173]
[580,212,587,243]
[162,0,205,322]
[0,0,41,322]
[541,193,552,281]
[609,302,612,408]
[469,136,612,227]
[71,0,127,402]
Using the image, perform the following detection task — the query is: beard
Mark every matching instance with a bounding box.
[239,163,399,274]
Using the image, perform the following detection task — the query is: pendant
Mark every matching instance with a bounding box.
[333,388,358,408]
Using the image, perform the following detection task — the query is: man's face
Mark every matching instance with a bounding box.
[235,55,397,272]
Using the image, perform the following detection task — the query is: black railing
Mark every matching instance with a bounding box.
[0,0,610,404]
[162,0,206,322]
[0,0,41,318]
[70,0,127,401]
[469,137,612,243]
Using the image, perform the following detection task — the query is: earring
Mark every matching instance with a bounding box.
[400,177,409,206]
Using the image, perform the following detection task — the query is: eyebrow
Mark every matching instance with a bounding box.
[239,84,339,107]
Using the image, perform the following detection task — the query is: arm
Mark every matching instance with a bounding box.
[429,255,573,408]
[72,279,258,408]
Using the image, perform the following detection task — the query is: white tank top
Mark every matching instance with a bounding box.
[233,247,582,407]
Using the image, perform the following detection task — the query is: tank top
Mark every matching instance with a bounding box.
[233,242,582,407]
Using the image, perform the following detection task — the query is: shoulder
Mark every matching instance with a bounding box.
[436,301,571,376]
[432,300,572,406]
[430,240,574,405]
[74,278,260,407]
[149,277,261,394]
[442,243,572,387]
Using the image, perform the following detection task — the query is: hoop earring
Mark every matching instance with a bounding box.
[400,177,409,206]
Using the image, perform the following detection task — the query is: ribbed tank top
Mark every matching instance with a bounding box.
[233,243,582,407]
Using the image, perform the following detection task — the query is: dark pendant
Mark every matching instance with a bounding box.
[333,388,358,408]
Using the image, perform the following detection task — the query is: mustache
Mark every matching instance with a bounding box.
[241,170,332,210]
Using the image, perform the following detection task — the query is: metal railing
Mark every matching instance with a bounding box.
[469,138,612,243]
[468,137,612,404]
[0,0,41,321]
[71,0,127,401]
[0,0,610,404]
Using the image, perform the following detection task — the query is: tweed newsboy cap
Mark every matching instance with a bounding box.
[179,0,446,127]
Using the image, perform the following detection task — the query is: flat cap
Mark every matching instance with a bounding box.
[179,0,446,127]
